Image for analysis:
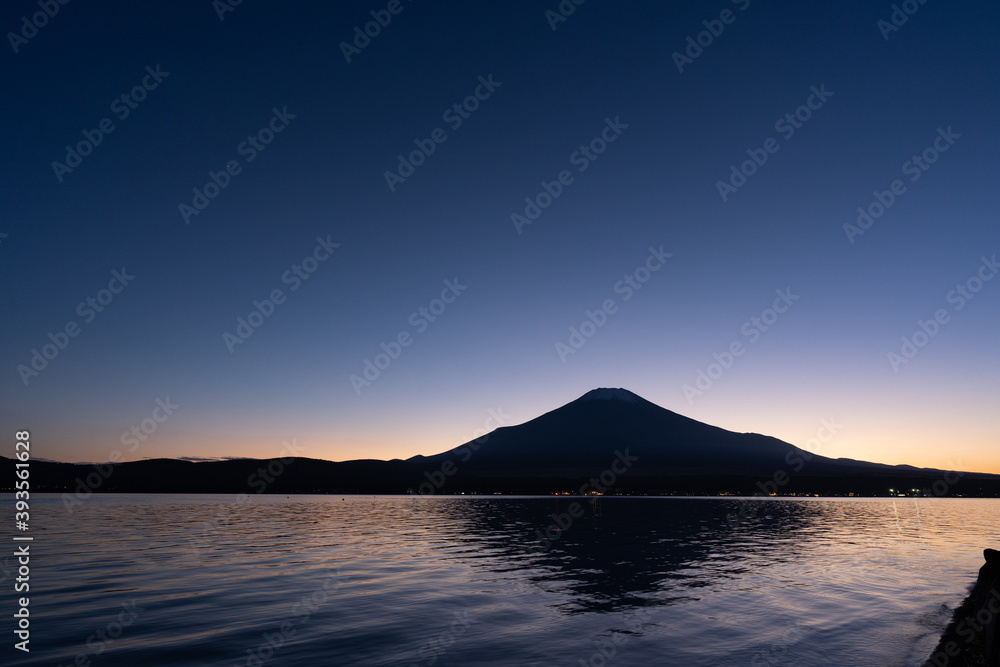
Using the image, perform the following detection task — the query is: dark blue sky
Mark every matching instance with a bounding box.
[2,1,998,472]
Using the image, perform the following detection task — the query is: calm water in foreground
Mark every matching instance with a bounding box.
[2,495,998,666]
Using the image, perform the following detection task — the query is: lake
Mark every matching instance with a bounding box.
[3,494,997,666]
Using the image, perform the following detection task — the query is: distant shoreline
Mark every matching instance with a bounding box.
[4,454,1000,498]
[7,488,1000,498]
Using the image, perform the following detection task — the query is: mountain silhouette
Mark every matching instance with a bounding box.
[3,388,999,495]
[410,388,944,478]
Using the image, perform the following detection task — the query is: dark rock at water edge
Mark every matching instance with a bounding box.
[924,549,1000,666]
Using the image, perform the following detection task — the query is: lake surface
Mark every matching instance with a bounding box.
[3,495,997,666]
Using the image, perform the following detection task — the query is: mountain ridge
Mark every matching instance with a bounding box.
[4,388,999,495]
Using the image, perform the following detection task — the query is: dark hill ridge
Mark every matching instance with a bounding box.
[4,388,1000,495]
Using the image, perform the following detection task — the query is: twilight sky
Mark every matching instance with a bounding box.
[2,1,998,474]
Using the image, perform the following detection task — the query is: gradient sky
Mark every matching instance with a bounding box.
[2,1,998,474]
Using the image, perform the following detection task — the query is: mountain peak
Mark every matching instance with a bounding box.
[578,388,643,404]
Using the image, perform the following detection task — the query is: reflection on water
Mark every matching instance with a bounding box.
[4,495,996,666]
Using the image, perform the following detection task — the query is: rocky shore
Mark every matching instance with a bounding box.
[924,548,1000,666]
